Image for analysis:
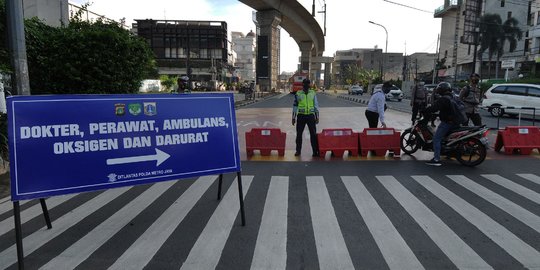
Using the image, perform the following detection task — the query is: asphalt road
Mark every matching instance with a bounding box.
[0,92,538,269]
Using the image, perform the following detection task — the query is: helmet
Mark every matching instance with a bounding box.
[436,82,452,95]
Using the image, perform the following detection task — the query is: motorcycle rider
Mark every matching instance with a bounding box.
[423,82,461,166]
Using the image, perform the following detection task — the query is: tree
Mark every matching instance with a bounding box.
[496,17,522,78]
[0,0,10,73]
[478,14,503,79]
[1,2,157,95]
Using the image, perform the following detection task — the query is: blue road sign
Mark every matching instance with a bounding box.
[7,93,241,201]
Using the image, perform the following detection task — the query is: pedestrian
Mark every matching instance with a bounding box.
[423,82,461,166]
[292,78,320,157]
[410,80,427,123]
[365,85,387,128]
[459,73,483,126]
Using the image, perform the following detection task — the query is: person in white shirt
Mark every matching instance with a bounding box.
[365,86,387,128]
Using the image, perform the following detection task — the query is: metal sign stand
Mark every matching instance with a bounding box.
[217,172,246,226]
[13,198,52,269]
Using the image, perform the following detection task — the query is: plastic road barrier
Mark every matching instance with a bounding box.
[317,128,359,157]
[494,126,540,155]
[359,128,401,157]
[245,128,286,156]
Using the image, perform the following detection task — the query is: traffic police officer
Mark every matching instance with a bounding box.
[292,78,320,157]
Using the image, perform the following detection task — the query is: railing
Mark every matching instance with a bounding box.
[481,106,537,130]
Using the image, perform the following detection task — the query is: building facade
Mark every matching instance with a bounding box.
[231,31,256,83]
[526,0,540,76]
[435,0,529,80]
[332,48,404,85]
[132,19,234,87]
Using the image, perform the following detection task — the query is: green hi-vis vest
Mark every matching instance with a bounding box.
[296,90,316,115]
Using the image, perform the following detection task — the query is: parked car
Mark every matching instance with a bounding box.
[348,85,364,95]
[378,84,403,101]
[481,83,540,117]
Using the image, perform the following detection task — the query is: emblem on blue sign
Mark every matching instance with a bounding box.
[129,103,142,115]
[115,103,126,116]
[107,173,117,182]
[144,102,157,116]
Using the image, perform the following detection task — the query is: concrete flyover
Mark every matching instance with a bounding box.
[238,0,327,90]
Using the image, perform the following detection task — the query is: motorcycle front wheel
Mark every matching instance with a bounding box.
[455,137,487,167]
[400,130,420,155]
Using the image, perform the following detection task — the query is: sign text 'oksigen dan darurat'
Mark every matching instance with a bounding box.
[8,93,241,201]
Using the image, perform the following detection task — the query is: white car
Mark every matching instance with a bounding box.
[375,84,403,101]
[348,85,364,95]
[481,83,540,117]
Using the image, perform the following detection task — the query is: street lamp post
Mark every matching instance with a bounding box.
[369,21,388,81]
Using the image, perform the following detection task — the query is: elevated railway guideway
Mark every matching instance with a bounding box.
[238,0,327,90]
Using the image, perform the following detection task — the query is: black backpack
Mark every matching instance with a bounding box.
[444,95,468,125]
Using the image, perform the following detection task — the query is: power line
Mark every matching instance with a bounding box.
[382,0,433,13]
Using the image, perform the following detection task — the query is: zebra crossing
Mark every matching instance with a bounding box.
[0,172,538,269]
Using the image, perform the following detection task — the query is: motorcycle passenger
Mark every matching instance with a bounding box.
[423,82,461,166]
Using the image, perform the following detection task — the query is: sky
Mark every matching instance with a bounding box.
[71,0,443,73]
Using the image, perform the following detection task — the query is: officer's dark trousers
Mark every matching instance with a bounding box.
[296,114,319,154]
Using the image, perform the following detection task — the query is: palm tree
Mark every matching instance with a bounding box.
[496,17,522,78]
[478,14,503,79]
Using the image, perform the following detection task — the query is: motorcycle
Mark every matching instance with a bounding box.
[400,113,490,167]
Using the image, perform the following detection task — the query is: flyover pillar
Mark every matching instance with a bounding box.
[299,41,313,75]
[256,10,281,92]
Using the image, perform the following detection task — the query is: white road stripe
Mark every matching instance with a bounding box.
[413,175,540,269]
[40,181,175,270]
[308,176,354,270]
[342,176,424,270]
[108,176,217,270]
[251,176,288,270]
[481,174,540,204]
[180,176,253,270]
[516,173,540,186]
[0,196,10,205]
[377,176,492,270]
[0,194,77,236]
[0,199,28,218]
[448,175,540,233]
[0,186,131,269]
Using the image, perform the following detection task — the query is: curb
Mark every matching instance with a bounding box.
[234,92,280,108]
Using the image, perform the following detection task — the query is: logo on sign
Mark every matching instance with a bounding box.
[107,173,117,182]
[129,103,142,116]
[144,102,157,116]
[115,103,126,116]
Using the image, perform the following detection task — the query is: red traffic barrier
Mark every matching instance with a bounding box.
[245,128,286,156]
[317,128,359,157]
[359,128,401,156]
[494,126,540,155]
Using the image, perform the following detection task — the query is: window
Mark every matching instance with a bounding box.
[507,12,512,20]
[501,0,505,7]
[528,87,540,98]
[506,86,527,96]
[491,86,506,94]
[537,12,540,25]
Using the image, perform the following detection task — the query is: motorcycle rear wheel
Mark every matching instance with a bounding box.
[455,137,486,167]
[400,130,420,155]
